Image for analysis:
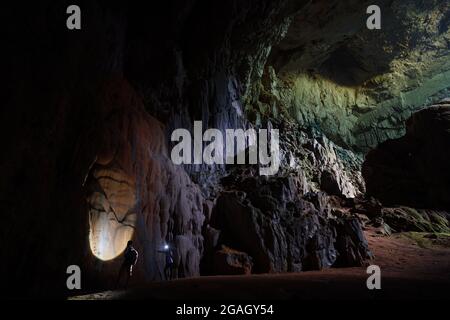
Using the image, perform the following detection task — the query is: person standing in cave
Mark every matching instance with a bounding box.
[158,244,175,281]
[115,240,139,289]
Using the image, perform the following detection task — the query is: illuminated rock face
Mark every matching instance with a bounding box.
[262,0,450,152]
[82,76,205,282]
[87,166,136,261]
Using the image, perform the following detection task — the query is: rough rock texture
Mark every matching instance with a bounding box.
[199,117,373,273]
[2,0,311,297]
[212,246,253,275]
[83,77,205,284]
[3,0,448,298]
[347,197,450,234]
[363,100,450,209]
[381,207,450,233]
[207,172,372,273]
[87,164,137,262]
[273,116,365,198]
[253,0,450,152]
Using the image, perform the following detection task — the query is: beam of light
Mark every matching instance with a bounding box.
[88,207,135,261]
[86,168,137,261]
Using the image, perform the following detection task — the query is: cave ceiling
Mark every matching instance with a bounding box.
[263,0,450,151]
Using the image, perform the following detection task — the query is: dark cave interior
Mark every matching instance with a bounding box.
[1,0,449,299]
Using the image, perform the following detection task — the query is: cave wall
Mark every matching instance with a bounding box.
[2,0,448,297]
[1,0,308,297]
[2,1,129,297]
[363,99,450,209]
[83,76,205,287]
[257,0,450,152]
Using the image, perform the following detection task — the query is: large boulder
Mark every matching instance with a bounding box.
[363,100,450,209]
[212,246,253,275]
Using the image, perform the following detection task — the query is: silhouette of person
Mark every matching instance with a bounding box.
[158,244,175,281]
[115,240,138,289]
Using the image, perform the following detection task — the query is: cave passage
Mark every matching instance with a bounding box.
[1,0,449,301]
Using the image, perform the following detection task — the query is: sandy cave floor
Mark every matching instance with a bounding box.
[71,230,450,300]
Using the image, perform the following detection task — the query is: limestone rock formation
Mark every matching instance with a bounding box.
[86,165,137,261]
[258,0,450,152]
[274,117,365,199]
[3,0,449,298]
[82,77,205,284]
[208,173,372,273]
[363,100,450,209]
[212,246,253,275]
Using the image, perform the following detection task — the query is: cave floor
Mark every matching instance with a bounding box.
[72,231,450,300]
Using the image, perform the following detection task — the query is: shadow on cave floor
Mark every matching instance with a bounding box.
[71,230,450,300]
